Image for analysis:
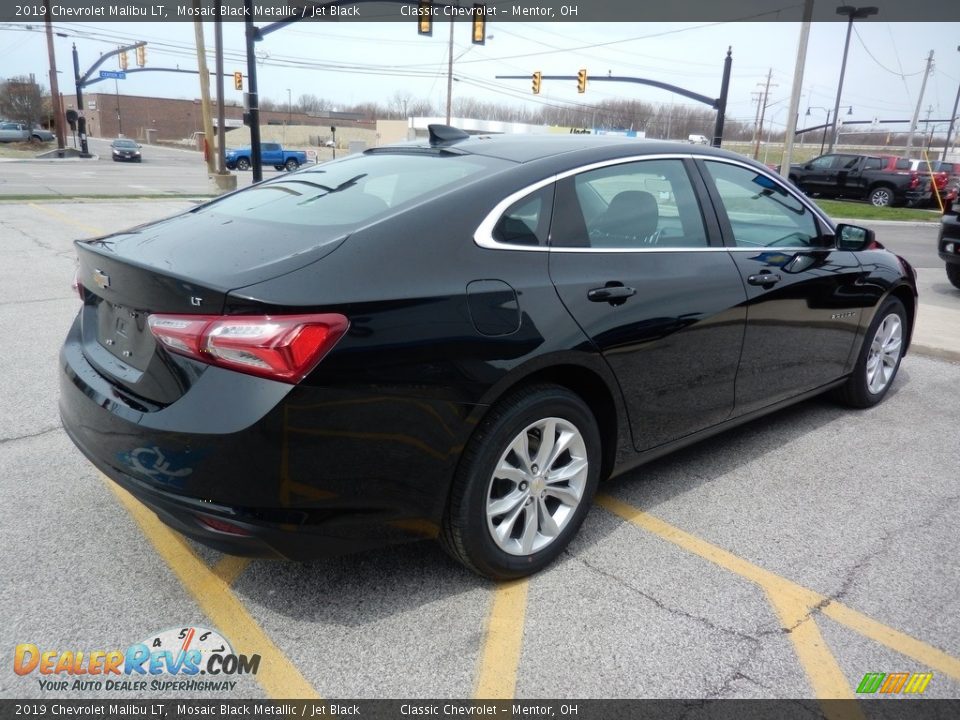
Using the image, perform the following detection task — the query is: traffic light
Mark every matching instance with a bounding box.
[417,0,432,36]
[532,71,542,95]
[577,68,587,94]
[471,5,486,45]
[119,51,128,71]
[136,45,146,67]
[234,71,243,91]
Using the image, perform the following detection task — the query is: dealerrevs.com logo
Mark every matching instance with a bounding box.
[13,627,260,693]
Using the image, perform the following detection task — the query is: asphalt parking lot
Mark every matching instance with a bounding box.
[1,195,959,705]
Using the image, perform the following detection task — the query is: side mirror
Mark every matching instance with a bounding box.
[835,223,875,251]
[137,144,142,148]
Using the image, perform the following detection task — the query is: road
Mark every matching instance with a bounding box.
[0,137,307,196]
[0,200,958,703]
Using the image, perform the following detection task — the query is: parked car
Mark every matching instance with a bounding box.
[910,159,958,207]
[31,125,54,142]
[0,121,29,143]
[939,199,960,289]
[60,128,918,579]
[224,142,306,171]
[110,138,142,162]
[788,153,929,207]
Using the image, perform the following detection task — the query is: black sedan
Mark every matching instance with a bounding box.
[110,138,142,162]
[60,127,917,579]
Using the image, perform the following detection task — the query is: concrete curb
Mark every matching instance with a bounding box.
[911,344,960,364]
[0,155,100,163]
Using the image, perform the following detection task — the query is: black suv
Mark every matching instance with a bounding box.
[940,200,960,289]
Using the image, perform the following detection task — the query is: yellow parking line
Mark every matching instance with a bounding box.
[764,588,858,705]
[822,602,960,682]
[29,203,104,236]
[474,579,529,698]
[211,555,252,586]
[105,478,320,699]
[596,494,960,687]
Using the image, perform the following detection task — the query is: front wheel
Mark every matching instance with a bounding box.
[441,384,601,580]
[947,263,960,290]
[837,297,907,408]
[235,157,251,171]
[868,186,893,207]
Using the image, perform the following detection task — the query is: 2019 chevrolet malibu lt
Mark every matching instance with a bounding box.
[60,127,918,579]
[110,137,142,162]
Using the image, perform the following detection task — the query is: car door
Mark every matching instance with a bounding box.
[548,156,747,451]
[697,158,866,416]
[261,143,280,165]
[799,154,840,195]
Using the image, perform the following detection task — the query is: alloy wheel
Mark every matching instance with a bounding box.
[865,313,902,394]
[485,417,588,556]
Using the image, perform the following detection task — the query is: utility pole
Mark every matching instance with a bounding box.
[42,0,66,154]
[445,13,454,124]
[780,0,813,177]
[213,10,227,176]
[753,68,777,160]
[905,50,934,157]
[751,91,763,147]
[944,45,960,162]
[193,16,216,174]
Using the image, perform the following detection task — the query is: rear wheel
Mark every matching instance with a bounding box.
[868,186,893,207]
[947,263,960,290]
[441,384,601,580]
[837,297,906,408]
[285,158,300,171]
[236,157,250,171]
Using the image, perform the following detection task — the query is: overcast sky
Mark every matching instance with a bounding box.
[1,18,958,133]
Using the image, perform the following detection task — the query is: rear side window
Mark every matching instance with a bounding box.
[895,159,911,170]
[551,159,708,249]
[492,186,553,247]
[704,161,820,248]
[202,153,509,227]
[863,157,883,170]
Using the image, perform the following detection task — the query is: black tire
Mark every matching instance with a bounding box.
[236,157,251,171]
[947,263,960,290]
[285,158,300,171]
[441,384,601,580]
[868,186,893,207]
[837,296,907,408]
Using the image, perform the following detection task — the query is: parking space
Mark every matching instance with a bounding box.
[1,198,959,704]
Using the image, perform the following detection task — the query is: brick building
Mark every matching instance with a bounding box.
[66,92,372,141]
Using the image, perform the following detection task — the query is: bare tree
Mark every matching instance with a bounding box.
[0,75,46,128]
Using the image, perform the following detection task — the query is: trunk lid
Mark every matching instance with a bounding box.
[75,208,348,405]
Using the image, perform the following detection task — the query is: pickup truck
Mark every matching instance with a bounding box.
[225,143,307,172]
[787,153,930,207]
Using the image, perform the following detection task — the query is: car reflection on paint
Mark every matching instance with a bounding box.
[60,126,917,579]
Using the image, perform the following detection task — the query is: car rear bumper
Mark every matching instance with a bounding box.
[59,314,476,559]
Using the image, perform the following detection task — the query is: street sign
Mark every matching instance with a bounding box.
[99,70,126,80]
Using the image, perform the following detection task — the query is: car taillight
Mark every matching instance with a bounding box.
[908,172,920,190]
[147,313,349,383]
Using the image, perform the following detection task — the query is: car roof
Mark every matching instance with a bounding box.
[376,132,737,164]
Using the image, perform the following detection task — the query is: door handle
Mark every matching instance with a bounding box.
[588,285,636,304]
[747,272,782,287]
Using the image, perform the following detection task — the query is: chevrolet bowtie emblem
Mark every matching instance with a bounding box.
[93,269,110,289]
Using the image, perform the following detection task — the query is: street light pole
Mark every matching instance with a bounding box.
[820,109,832,155]
[829,5,877,152]
[287,88,291,124]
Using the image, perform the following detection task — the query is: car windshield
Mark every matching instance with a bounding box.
[200,152,511,227]
[113,140,137,148]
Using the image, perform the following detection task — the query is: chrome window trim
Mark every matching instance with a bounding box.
[472,152,836,254]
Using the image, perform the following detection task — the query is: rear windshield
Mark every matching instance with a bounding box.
[201,152,511,227]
